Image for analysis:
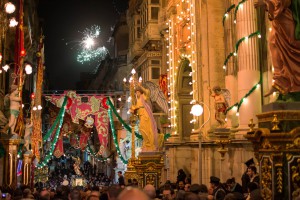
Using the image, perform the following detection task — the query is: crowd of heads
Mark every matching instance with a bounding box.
[0,158,265,200]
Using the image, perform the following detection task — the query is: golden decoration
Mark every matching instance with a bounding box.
[271,114,280,131]
[248,118,255,132]
[276,167,283,193]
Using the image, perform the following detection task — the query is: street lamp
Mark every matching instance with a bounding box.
[190,101,211,184]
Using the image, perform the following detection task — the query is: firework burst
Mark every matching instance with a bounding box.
[77,25,109,64]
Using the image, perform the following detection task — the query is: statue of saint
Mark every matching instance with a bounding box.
[8,85,21,136]
[256,0,300,97]
[24,118,33,151]
[72,156,82,176]
[130,85,158,152]
[209,86,230,128]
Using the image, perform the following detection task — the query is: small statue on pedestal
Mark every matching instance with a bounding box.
[209,86,230,128]
[7,85,21,136]
[24,118,33,151]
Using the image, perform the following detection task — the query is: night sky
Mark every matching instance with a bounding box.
[39,0,126,90]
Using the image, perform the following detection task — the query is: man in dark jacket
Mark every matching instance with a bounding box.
[241,158,255,193]
[118,171,125,187]
[208,176,226,200]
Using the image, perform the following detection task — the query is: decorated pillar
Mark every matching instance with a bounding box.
[22,151,33,185]
[223,0,239,128]
[0,136,21,189]
[235,0,261,131]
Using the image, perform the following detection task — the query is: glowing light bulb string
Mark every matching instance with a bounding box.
[222,4,236,26]
[37,96,68,168]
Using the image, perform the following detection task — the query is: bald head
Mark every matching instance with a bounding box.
[117,187,149,200]
[143,184,156,199]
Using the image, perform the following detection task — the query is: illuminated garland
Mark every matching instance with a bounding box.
[108,108,128,164]
[223,31,261,69]
[106,98,143,139]
[17,144,24,158]
[222,4,236,26]
[43,101,68,142]
[234,0,247,24]
[37,96,68,168]
[226,78,262,114]
[85,142,107,162]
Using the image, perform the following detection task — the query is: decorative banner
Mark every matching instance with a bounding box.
[53,137,64,158]
[17,160,23,176]
[159,74,168,98]
[46,92,109,155]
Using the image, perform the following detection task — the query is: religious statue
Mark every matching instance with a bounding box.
[72,156,82,176]
[8,85,22,136]
[24,118,33,151]
[208,86,230,128]
[256,0,300,98]
[130,84,158,152]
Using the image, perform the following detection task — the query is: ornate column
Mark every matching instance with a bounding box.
[224,0,239,128]
[22,151,33,185]
[236,0,261,132]
[0,135,21,189]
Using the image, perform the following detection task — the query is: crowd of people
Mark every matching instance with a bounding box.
[0,158,266,200]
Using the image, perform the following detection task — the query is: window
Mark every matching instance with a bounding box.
[151,0,160,4]
[151,7,159,20]
[151,67,160,79]
[151,60,160,65]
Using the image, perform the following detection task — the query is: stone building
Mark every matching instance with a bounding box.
[114,0,280,187]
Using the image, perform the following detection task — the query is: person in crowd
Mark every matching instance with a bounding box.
[207,176,226,200]
[176,169,186,184]
[184,183,191,192]
[178,181,185,191]
[117,187,149,200]
[69,189,81,200]
[247,166,259,186]
[162,184,175,200]
[117,171,125,187]
[241,158,255,193]
[226,177,243,194]
[198,184,209,200]
[184,192,201,200]
[143,184,157,200]
[107,185,123,200]
[246,182,263,200]
[40,189,51,200]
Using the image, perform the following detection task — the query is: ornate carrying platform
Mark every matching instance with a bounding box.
[244,102,300,200]
[125,151,164,189]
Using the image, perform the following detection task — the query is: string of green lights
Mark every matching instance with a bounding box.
[43,100,67,142]
[234,0,247,24]
[222,4,235,26]
[37,96,68,168]
[106,98,143,139]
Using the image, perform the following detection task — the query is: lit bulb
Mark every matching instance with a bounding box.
[38,105,42,110]
[225,13,228,17]
[139,77,142,83]
[258,34,262,38]
[131,68,136,74]
[25,64,32,74]
[233,52,237,56]
[223,65,226,70]
[118,98,122,101]
[9,18,18,27]
[2,65,9,72]
[236,112,240,116]
[234,20,236,24]
[123,78,126,82]
[33,106,37,111]
[5,2,15,14]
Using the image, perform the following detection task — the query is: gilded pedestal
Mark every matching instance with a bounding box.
[133,152,164,189]
[245,102,300,200]
[0,134,21,189]
[22,151,33,185]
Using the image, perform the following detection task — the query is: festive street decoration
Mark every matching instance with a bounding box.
[106,98,142,139]
[222,4,235,26]
[37,96,68,168]
[108,108,128,164]
[46,92,109,155]
[234,0,247,24]
[31,36,44,160]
